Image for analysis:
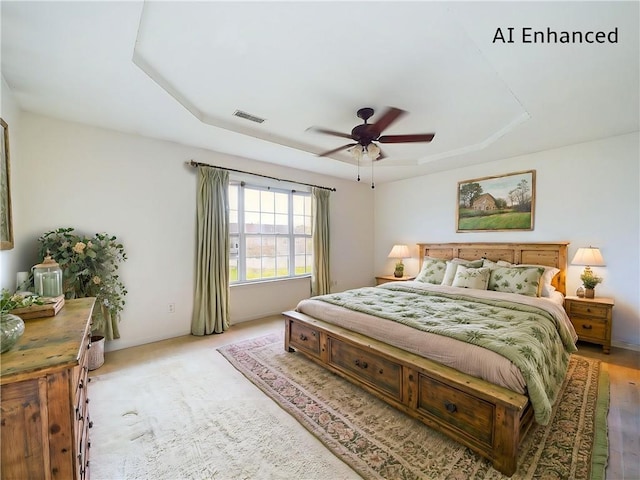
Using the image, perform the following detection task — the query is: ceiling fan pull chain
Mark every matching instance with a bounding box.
[371,162,375,189]
[357,158,361,182]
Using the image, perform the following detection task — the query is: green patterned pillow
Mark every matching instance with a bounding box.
[451,265,491,290]
[442,258,484,286]
[415,258,447,284]
[488,266,545,296]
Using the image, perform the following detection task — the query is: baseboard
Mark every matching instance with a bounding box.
[611,340,640,352]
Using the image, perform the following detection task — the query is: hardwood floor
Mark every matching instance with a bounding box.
[575,341,640,480]
[98,317,640,480]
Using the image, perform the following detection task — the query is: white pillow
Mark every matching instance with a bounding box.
[451,265,491,290]
[441,258,484,286]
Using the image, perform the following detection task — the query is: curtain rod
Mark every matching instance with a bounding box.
[186,160,336,192]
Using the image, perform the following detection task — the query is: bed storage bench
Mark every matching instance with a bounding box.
[284,310,533,476]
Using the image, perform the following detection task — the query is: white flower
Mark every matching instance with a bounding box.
[92,276,101,285]
[73,242,86,254]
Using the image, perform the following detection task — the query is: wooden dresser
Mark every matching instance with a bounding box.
[1,298,96,480]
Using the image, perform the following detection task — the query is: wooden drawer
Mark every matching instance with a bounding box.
[571,317,607,341]
[567,302,608,319]
[328,338,402,400]
[418,374,494,445]
[289,321,321,356]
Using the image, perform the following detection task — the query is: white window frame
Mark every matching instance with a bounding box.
[229,181,312,284]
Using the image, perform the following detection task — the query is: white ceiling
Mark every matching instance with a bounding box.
[2,1,638,184]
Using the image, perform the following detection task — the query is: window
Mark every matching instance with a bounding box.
[229,182,312,283]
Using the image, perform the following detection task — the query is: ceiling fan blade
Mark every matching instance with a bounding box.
[370,107,406,135]
[378,133,435,143]
[317,143,357,157]
[306,126,353,140]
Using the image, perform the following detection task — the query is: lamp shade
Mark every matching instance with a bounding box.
[388,244,410,259]
[571,247,605,266]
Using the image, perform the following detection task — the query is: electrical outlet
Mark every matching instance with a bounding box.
[168,303,175,314]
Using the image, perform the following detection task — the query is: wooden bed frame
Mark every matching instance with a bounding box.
[284,242,569,476]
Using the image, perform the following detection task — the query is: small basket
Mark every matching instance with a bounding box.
[88,335,105,370]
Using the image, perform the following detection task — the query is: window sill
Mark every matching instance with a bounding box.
[230,275,311,288]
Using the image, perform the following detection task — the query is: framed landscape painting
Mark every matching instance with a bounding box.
[0,118,13,250]
[457,170,535,232]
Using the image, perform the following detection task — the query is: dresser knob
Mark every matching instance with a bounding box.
[444,401,458,413]
[582,324,593,330]
[299,334,308,341]
[354,359,368,369]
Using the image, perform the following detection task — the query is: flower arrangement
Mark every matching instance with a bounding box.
[38,227,127,339]
[580,270,603,289]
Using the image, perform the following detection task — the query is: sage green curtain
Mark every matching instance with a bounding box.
[311,187,331,296]
[191,167,230,335]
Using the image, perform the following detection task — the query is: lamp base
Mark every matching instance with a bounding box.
[394,262,404,278]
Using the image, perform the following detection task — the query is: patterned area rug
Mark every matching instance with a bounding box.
[218,333,609,480]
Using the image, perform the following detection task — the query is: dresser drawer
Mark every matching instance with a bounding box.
[567,302,608,319]
[571,317,607,341]
[418,374,494,445]
[289,321,321,356]
[328,338,402,400]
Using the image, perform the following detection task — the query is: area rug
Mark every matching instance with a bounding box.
[218,333,610,480]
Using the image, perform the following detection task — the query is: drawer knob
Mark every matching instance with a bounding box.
[444,401,457,414]
[587,308,592,313]
[354,359,368,369]
[299,334,308,341]
[582,324,593,330]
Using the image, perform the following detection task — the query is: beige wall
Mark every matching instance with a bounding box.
[374,132,640,349]
[1,106,374,351]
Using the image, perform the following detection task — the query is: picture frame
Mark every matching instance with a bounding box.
[457,169,535,232]
[1,118,14,250]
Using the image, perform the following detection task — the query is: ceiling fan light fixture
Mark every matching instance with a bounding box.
[348,144,364,161]
[366,143,380,160]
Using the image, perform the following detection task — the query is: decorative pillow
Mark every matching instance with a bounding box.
[518,264,561,297]
[451,265,491,290]
[482,259,498,269]
[488,266,545,296]
[415,257,447,284]
[441,258,484,286]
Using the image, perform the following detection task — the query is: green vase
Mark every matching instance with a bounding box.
[1,313,25,353]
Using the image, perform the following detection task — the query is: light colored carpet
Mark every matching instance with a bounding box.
[88,336,359,479]
[89,332,608,480]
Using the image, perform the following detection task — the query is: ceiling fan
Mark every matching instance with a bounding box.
[307,106,436,161]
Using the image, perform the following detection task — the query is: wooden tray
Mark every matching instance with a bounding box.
[10,296,65,319]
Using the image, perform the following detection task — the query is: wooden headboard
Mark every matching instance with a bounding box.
[417,242,570,295]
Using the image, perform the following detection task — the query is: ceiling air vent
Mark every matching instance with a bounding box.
[233,110,265,124]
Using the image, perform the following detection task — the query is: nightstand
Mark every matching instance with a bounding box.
[375,275,415,285]
[564,296,614,354]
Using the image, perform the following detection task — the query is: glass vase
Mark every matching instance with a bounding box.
[1,313,25,353]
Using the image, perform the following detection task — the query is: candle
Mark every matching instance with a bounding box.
[42,272,62,297]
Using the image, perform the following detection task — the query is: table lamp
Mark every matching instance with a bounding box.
[388,244,410,278]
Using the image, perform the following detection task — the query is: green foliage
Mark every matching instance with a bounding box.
[37,227,127,333]
[0,289,44,314]
[580,271,603,289]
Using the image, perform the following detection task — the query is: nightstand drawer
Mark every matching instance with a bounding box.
[567,302,608,319]
[571,317,607,340]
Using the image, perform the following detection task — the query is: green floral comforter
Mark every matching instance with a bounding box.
[315,283,578,425]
